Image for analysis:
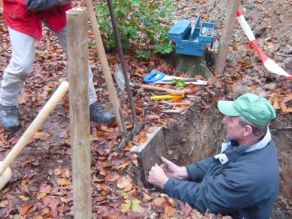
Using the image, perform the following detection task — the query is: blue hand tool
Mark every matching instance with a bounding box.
[143,71,165,84]
[144,71,208,85]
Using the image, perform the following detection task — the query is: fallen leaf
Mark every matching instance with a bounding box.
[182,204,193,218]
[132,158,139,167]
[131,199,143,213]
[37,192,47,200]
[96,130,106,137]
[90,134,95,142]
[190,209,205,218]
[96,183,110,196]
[64,138,71,145]
[117,175,132,190]
[121,200,131,213]
[105,173,121,182]
[95,195,107,202]
[34,131,44,139]
[56,178,71,186]
[138,134,147,144]
[153,197,166,206]
[121,199,143,214]
[33,216,44,219]
[165,205,176,217]
[283,93,292,104]
[41,207,53,218]
[54,168,62,176]
[63,102,69,110]
[65,169,70,178]
[132,130,148,145]
[49,197,60,217]
[44,85,54,93]
[273,95,280,109]
[12,214,21,219]
[60,197,71,203]
[19,195,29,201]
[0,200,9,207]
[116,161,129,170]
[21,203,33,215]
[142,192,152,202]
[123,184,133,193]
[100,125,113,132]
[39,183,51,193]
[280,102,288,114]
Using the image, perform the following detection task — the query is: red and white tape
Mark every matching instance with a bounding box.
[236,9,292,79]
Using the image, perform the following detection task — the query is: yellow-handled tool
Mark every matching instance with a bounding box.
[150,95,184,101]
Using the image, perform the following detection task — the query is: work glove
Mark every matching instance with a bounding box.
[25,0,71,12]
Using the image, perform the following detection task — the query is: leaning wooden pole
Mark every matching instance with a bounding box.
[85,0,126,135]
[67,8,92,219]
[214,0,241,75]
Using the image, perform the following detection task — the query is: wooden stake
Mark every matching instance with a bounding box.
[67,8,92,219]
[214,0,241,75]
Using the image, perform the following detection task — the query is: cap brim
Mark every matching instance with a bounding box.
[217,100,241,116]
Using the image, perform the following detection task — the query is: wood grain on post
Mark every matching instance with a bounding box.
[214,0,241,75]
[67,8,92,219]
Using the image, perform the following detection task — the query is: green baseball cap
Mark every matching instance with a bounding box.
[217,93,276,126]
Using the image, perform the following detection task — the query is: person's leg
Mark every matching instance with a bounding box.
[54,27,114,124]
[0,27,36,131]
[55,27,98,104]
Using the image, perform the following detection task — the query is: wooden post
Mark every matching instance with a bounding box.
[214,0,241,75]
[67,8,92,219]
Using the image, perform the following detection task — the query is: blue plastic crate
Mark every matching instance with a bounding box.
[168,16,215,57]
[199,22,215,44]
[168,20,191,41]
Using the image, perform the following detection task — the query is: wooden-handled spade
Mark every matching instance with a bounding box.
[0,81,69,191]
[85,0,127,136]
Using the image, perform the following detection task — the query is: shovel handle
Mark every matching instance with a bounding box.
[0,81,69,175]
[140,84,185,96]
[85,1,126,134]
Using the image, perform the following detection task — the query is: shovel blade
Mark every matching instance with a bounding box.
[115,64,126,91]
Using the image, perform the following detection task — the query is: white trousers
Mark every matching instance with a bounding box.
[0,27,97,106]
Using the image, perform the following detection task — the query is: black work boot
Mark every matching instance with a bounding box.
[89,101,115,124]
[0,104,20,132]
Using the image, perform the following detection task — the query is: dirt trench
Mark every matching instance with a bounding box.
[140,102,292,218]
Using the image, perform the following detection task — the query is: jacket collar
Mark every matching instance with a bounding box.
[215,129,272,165]
[220,128,271,153]
[244,128,271,152]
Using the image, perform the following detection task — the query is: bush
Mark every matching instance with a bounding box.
[95,0,175,59]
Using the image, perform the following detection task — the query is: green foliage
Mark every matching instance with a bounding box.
[136,50,151,60]
[95,0,175,59]
[173,79,186,89]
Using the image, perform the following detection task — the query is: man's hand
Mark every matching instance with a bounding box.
[160,156,188,180]
[148,164,169,189]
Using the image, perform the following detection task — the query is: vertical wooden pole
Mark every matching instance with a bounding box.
[214,0,241,75]
[67,8,92,219]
